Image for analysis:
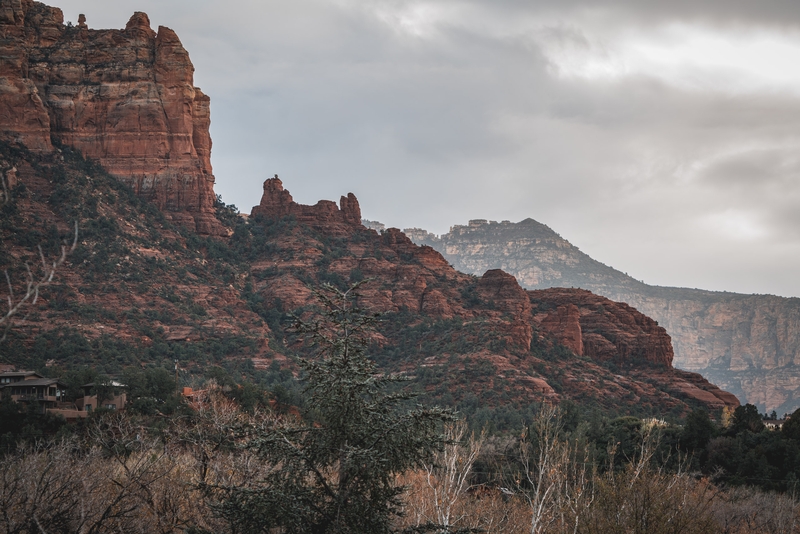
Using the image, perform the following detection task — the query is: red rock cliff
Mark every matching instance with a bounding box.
[0,0,224,235]
[531,288,674,367]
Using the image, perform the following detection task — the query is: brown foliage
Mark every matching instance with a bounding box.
[2,403,800,533]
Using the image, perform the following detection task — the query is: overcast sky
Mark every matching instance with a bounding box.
[54,0,800,298]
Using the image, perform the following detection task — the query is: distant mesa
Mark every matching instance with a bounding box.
[401,215,800,414]
[0,0,224,235]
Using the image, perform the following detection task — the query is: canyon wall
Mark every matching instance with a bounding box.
[406,218,800,414]
[0,0,223,234]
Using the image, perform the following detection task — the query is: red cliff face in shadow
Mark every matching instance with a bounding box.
[0,1,223,235]
[531,288,673,367]
[529,288,738,409]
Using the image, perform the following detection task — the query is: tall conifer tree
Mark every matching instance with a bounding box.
[212,282,452,533]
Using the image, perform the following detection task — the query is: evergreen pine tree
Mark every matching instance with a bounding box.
[211,282,453,533]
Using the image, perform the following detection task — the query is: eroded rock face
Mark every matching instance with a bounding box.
[0,1,223,234]
[244,179,737,411]
[529,288,737,409]
[539,303,583,356]
[408,217,798,413]
[476,269,533,350]
[251,177,362,236]
[531,288,673,368]
[2,150,739,413]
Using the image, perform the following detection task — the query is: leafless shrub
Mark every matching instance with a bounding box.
[4,391,800,533]
[399,421,486,531]
[577,431,718,534]
[0,411,226,533]
[711,485,800,533]
[504,404,595,534]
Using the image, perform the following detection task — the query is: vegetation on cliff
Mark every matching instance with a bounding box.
[406,218,800,414]
[0,139,737,418]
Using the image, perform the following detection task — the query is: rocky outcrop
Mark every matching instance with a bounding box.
[251,177,362,236]
[407,217,800,413]
[530,288,736,409]
[531,288,673,368]
[0,0,223,234]
[477,269,532,318]
[2,143,739,414]
[670,369,741,410]
[475,269,533,350]
[244,179,737,411]
[538,303,583,356]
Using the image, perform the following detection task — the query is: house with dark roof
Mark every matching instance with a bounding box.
[0,370,44,385]
[0,375,68,414]
[0,371,130,419]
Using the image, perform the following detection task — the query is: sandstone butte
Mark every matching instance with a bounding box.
[0,1,740,413]
[0,0,224,235]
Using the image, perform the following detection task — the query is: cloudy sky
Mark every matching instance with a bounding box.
[55,0,800,297]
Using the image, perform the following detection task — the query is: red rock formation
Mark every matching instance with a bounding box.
[531,288,673,368]
[477,269,531,317]
[251,177,362,236]
[530,288,738,409]
[410,216,761,410]
[1,139,739,411]
[670,369,741,409]
[0,1,224,235]
[381,227,452,274]
[540,304,584,356]
[476,269,533,350]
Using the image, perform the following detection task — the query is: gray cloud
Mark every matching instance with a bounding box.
[450,0,800,29]
[52,0,800,297]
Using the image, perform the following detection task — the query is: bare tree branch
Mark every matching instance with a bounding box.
[0,220,78,342]
[0,168,9,206]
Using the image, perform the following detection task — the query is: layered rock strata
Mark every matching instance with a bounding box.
[531,288,673,368]
[529,288,738,410]
[407,218,800,413]
[0,0,223,234]
[1,147,739,412]
[247,179,738,411]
